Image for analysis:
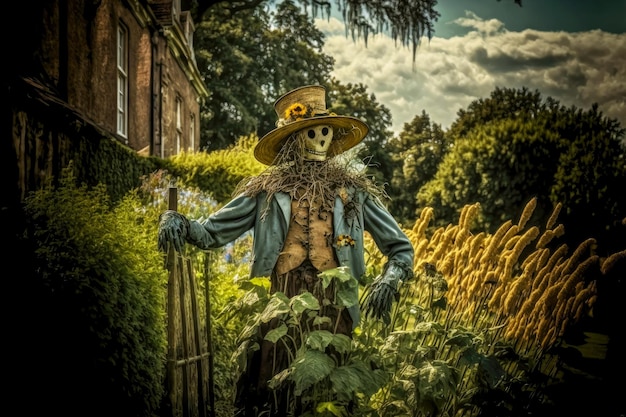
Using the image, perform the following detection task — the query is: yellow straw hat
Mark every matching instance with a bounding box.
[254,85,369,165]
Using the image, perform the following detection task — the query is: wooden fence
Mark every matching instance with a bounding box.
[164,187,215,417]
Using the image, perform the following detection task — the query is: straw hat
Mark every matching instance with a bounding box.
[254,85,369,165]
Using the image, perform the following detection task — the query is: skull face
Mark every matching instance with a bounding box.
[301,124,333,161]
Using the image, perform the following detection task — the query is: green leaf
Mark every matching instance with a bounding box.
[416,360,459,400]
[330,360,387,399]
[237,313,261,341]
[290,292,320,315]
[240,290,261,307]
[446,327,482,348]
[265,323,288,343]
[291,350,335,395]
[319,266,355,288]
[238,276,271,292]
[335,280,359,308]
[267,366,292,390]
[232,340,259,375]
[259,292,290,323]
[413,321,445,336]
[313,316,333,327]
[316,401,348,417]
[474,354,506,389]
[307,330,334,351]
[330,334,352,354]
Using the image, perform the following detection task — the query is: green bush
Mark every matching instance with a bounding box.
[23,169,168,417]
[166,135,265,204]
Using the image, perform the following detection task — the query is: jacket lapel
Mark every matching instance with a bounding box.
[334,195,348,231]
[275,192,291,228]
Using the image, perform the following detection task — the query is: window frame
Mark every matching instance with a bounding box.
[189,113,195,152]
[176,97,183,154]
[116,22,129,139]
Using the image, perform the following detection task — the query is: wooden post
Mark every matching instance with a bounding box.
[187,257,207,417]
[204,253,216,417]
[179,254,191,417]
[166,186,179,416]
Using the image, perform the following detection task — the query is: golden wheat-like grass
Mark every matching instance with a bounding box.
[362,197,623,396]
[387,198,623,359]
[601,249,626,274]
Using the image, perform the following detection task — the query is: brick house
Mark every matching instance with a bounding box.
[8,0,208,159]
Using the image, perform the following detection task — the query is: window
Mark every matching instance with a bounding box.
[189,113,195,151]
[116,23,128,139]
[172,0,180,20]
[176,97,182,154]
[187,19,194,51]
[181,11,194,51]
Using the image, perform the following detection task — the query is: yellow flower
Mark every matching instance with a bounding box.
[285,103,309,121]
[336,234,355,247]
[338,187,349,204]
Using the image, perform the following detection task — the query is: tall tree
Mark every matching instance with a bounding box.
[549,103,626,253]
[192,0,444,63]
[386,111,450,225]
[417,87,626,255]
[327,79,394,184]
[447,86,555,139]
[195,1,334,150]
[194,5,271,150]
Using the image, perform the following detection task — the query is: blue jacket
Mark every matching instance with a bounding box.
[187,188,414,326]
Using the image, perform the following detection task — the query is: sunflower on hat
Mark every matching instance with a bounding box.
[285,103,311,122]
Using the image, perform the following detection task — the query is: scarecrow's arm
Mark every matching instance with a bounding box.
[360,194,414,324]
[158,194,257,253]
[362,261,413,324]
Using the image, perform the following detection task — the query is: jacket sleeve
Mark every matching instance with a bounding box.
[362,194,414,278]
[187,194,257,250]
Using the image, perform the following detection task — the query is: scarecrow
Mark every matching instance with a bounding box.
[158,85,414,415]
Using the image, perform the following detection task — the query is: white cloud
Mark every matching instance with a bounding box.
[453,11,506,36]
[316,13,626,136]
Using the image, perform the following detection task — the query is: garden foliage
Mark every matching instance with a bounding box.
[152,144,624,415]
[23,167,168,417]
[206,195,624,416]
[164,135,265,202]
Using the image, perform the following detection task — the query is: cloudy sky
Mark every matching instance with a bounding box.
[315,0,626,135]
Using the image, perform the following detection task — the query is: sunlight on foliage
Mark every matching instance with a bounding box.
[167,134,265,203]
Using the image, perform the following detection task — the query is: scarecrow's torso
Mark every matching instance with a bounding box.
[275,191,339,275]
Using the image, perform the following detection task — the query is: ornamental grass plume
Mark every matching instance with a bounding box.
[532,244,568,292]
[517,196,537,229]
[545,201,562,230]
[562,237,597,276]
[527,248,549,277]
[479,220,513,267]
[557,255,600,302]
[369,197,626,416]
[412,206,434,238]
[503,226,539,278]
[535,223,565,249]
[601,249,626,274]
